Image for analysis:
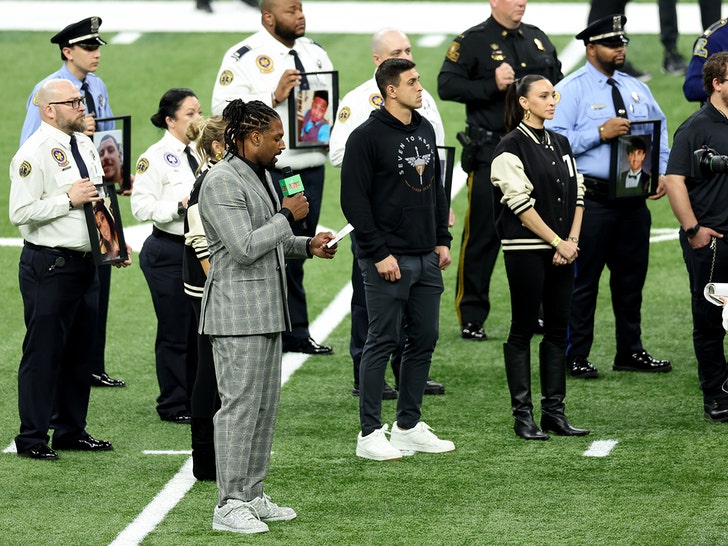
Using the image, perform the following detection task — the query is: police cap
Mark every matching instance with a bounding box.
[50,17,107,48]
[576,14,630,47]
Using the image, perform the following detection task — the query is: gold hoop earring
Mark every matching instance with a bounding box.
[524,109,531,121]
[213,150,224,162]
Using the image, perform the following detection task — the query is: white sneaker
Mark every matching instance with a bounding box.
[390,421,455,453]
[212,500,269,534]
[356,424,403,461]
[249,493,297,521]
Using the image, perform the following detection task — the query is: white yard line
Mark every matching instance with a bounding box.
[583,440,619,458]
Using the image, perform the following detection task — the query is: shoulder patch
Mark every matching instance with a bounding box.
[19,161,32,178]
[136,157,149,174]
[32,93,39,107]
[337,106,351,123]
[256,55,274,73]
[369,94,384,109]
[219,69,234,86]
[446,41,460,63]
[232,45,250,61]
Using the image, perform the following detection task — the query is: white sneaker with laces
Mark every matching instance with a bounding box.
[390,421,455,453]
[212,499,269,534]
[249,493,297,521]
[356,424,403,461]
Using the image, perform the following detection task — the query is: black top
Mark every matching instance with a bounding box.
[340,107,451,262]
[437,17,562,134]
[667,102,728,233]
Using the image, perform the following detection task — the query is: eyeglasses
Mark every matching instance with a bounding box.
[49,97,86,109]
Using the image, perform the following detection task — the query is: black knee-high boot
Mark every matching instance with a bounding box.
[504,343,549,440]
[539,340,590,436]
[191,417,216,480]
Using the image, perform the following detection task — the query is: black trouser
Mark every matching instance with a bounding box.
[270,165,325,349]
[680,234,728,403]
[15,244,99,451]
[567,198,650,359]
[454,143,500,328]
[139,231,197,419]
[91,264,111,376]
[190,298,219,419]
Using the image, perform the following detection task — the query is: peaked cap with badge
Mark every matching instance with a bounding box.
[51,16,107,48]
[576,14,630,47]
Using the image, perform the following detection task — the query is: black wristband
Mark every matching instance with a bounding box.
[306,237,313,258]
[279,208,295,225]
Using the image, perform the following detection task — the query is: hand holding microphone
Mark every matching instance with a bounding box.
[279,166,309,228]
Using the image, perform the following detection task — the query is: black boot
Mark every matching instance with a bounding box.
[191,417,216,480]
[504,343,549,440]
[539,340,590,436]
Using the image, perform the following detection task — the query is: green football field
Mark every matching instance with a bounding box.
[1,1,727,544]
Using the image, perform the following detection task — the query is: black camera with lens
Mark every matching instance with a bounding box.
[694,146,728,177]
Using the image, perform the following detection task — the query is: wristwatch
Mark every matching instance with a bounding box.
[685,223,700,238]
[177,201,186,217]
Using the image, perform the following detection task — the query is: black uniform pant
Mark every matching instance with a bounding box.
[455,148,500,328]
[679,234,728,404]
[270,165,325,350]
[15,245,99,452]
[139,230,197,419]
[358,253,443,436]
[505,250,574,351]
[91,264,111,375]
[190,297,219,419]
[567,198,650,360]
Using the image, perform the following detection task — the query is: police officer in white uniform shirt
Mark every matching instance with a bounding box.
[211,0,334,355]
[9,79,127,460]
[329,28,448,398]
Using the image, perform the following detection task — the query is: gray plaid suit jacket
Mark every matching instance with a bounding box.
[198,154,309,336]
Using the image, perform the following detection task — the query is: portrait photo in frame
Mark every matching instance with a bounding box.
[288,71,339,149]
[609,119,661,199]
[437,145,455,208]
[94,115,132,194]
[83,181,129,266]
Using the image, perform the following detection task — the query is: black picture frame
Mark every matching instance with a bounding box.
[83,181,129,266]
[609,119,661,199]
[94,115,132,194]
[437,145,455,208]
[288,71,339,149]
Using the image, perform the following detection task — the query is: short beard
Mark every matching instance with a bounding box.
[274,21,303,43]
[57,115,87,135]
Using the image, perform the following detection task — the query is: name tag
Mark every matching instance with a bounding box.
[590,104,606,110]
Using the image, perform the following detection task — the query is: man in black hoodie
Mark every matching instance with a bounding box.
[341,58,454,461]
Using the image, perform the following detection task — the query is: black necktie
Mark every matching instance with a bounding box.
[289,50,310,90]
[81,81,96,116]
[70,134,90,178]
[607,78,628,119]
[184,146,199,175]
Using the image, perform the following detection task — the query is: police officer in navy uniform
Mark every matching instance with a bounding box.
[438,0,562,342]
[10,79,128,460]
[211,0,335,355]
[20,16,125,389]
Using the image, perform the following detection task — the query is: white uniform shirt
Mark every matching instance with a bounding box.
[131,130,199,236]
[211,29,334,171]
[9,122,103,251]
[329,76,445,167]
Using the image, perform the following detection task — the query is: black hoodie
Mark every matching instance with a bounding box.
[340,107,451,262]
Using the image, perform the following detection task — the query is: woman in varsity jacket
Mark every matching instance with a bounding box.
[491,74,589,441]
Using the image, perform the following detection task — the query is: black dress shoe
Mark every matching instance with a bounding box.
[17,442,58,460]
[423,379,445,395]
[704,400,728,422]
[514,417,549,441]
[612,350,672,373]
[352,382,397,400]
[53,434,113,451]
[541,414,590,436]
[568,356,599,379]
[284,337,333,355]
[91,372,126,387]
[461,322,487,340]
[162,412,192,424]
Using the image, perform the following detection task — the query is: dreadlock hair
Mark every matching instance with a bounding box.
[221,99,280,152]
[186,115,228,167]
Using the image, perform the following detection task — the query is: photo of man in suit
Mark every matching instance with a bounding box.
[198,99,336,535]
[617,135,651,197]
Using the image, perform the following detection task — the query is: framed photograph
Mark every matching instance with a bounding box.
[609,119,661,199]
[288,71,338,149]
[437,145,455,207]
[93,115,132,194]
[83,181,129,266]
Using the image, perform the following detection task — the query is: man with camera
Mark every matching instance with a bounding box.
[664,51,728,423]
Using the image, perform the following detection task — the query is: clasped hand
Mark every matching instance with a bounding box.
[552,240,578,266]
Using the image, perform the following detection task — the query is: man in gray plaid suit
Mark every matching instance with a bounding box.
[199,99,337,535]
